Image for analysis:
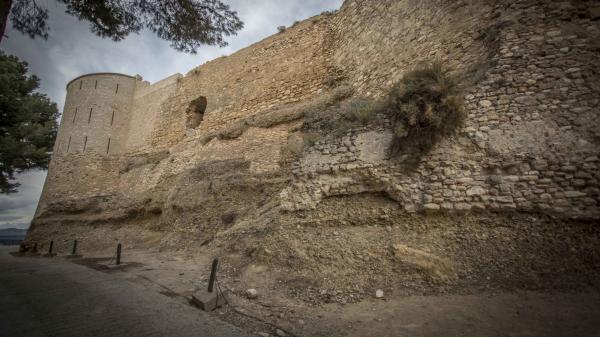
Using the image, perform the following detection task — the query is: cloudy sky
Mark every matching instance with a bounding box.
[0,0,344,230]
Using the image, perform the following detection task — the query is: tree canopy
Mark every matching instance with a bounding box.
[0,51,58,193]
[1,0,244,53]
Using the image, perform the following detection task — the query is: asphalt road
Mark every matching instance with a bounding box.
[0,253,251,337]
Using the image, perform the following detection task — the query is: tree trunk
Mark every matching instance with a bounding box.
[0,0,12,44]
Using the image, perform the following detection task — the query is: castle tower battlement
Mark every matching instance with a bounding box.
[55,73,139,157]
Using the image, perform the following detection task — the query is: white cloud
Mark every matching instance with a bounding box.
[0,0,343,230]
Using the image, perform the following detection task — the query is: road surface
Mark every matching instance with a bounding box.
[0,253,250,337]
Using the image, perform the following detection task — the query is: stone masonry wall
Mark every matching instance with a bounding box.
[147,15,334,150]
[56,73,137,156]
[125,74,182,153]
[331,0,493,97]
[33,0,600,235]
[280,0,600,219]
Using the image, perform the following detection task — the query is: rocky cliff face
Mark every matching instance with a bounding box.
[29,0,600,296]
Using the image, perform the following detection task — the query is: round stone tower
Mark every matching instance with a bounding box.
[54,73,138,156]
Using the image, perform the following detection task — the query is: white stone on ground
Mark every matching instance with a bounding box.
[245,288,258,299]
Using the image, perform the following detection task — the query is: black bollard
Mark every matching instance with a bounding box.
[42,240,56,257]
[72,240,78,255]
[191,258,224,311]
[116,243,122,265]
[207,258,219,293]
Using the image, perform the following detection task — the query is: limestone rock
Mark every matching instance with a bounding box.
[246,288,258,299]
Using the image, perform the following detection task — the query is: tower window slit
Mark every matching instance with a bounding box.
[115,84,119,94]
[106,138,111,154]
[79,81,82,90]
[66,136,71,153]
[110,111,115,126]
[88,108,93,123]
[83,136,88,152]
[72,107,78,123]
[94,80,98,89]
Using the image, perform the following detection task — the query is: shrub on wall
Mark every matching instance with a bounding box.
[343,97,382,125]
[385,62,465,163]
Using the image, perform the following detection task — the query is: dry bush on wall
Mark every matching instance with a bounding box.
[299,62,464,166]
[342,97,382,124]
[386,62,465,163]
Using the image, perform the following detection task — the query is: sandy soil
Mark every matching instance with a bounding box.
[58,248,600,337]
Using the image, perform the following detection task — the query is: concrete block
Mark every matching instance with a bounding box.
[191,290,226,312]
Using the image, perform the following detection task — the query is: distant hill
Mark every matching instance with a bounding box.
[0,228,27,237]
[0,228,27,245]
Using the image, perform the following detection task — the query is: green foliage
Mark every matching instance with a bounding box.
[386,62,465,162]
[7,0,49,39]
[4,0,243,53]
[0,51,58,193]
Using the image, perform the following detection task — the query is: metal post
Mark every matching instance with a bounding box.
[116,243,122,265]
[48,240,54,254]
[207,258,219,293]
[72,240,78,255]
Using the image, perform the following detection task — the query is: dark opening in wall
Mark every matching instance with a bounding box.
[67,136,71,153]
[106,138,111,154]
[111,111,115,126]
[115,84,119,94]
[83,136,88,152]
[185,96,207,129]
[79,81,82,90]
[88,108,93,123]
[73,108,78,123]
[94,80,98,89]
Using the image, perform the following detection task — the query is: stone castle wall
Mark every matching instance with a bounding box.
[32,0,600,235]
[281,0,600,218]
[147,15,334,150]
[331,0,493,96]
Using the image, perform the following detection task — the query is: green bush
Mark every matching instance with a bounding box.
[386,62,465,162]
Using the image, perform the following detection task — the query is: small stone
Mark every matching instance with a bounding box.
[375,289,384,298]
[246,288,258,299]
[564,191,586,198]
[466,186,485,196]
[479,100,492,107]
[424,203,440,212]
[454,203,472,211]
[276,329,286,337]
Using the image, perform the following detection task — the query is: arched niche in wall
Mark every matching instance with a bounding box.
[186,96,207,129]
